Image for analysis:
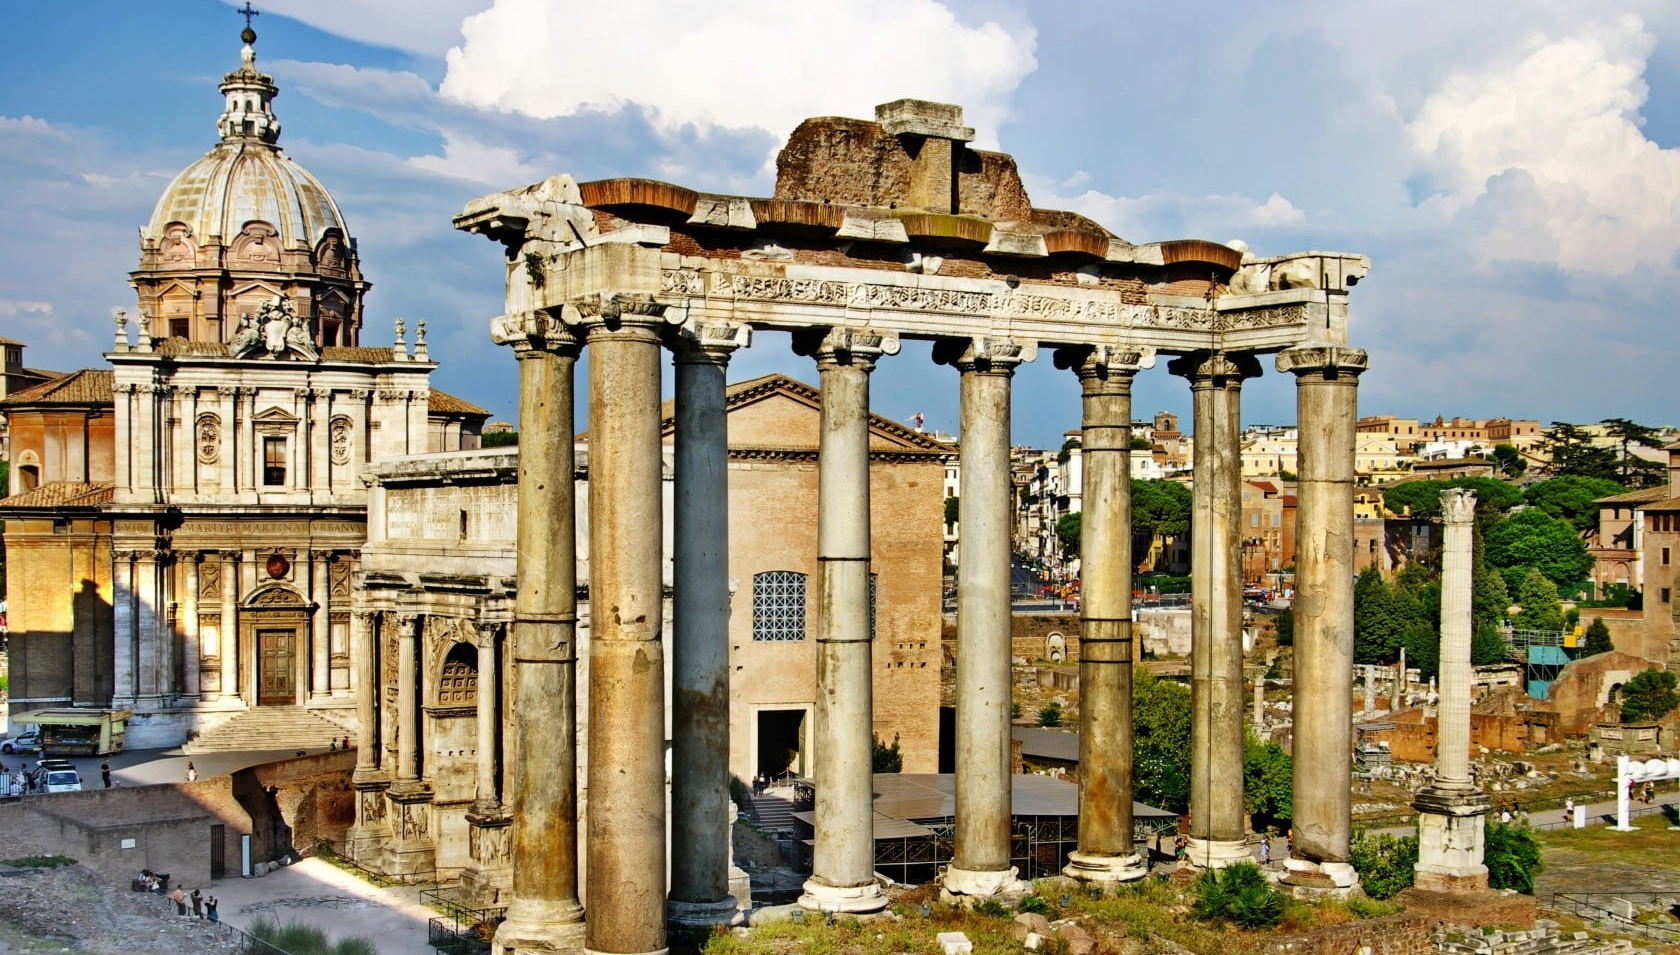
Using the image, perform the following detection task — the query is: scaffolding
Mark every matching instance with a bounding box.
[1503,628,1574,698]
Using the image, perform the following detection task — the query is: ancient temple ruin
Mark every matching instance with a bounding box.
[447,99,1370,955]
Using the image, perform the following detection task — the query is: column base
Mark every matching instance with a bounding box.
[1062,850,1149,883]
[798,877,888,914]
[667,896,744,927]
[1279,860,1362,899]
[940,864,1034,901]
[493,903,586,955]
[1183,837,1252,869]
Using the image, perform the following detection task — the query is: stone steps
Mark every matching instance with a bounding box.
[749,790,799,831]
[183,706,352,754]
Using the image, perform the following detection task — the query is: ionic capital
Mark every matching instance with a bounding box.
[1440,488,1477,525]
[492,311,582,358]
[932,336,1035,374]
[669,320,752,365]
[796,325,900,369]
[1166,350,1263,386]
[1275,344,1368,380]
[1053,343,1156,381]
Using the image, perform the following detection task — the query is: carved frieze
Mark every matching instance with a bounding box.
[329,417,352,466]
[199,559,222,600]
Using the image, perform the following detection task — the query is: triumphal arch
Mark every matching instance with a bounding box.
[455,99,1369,955]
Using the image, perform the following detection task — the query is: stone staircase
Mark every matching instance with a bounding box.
[749,788,800,832]
[183,706,351,754]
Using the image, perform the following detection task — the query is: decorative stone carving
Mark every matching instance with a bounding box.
[231,297,319,361]
[316,231,346,272]
[329,557,351,598]
[327,416,352,466]
[251,586,305,607]
[200,559,222,600]
[196,414,220,464]
[230,221,281,265]
[162,222,197,266]
[361,789,387,823]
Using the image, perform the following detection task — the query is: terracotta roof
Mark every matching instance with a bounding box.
[429,389,490,417]
[1593,486,1669,506]
[1644,495,1680,513]
[0,336,24,345]
[0,482,114,509]
[156,338,231,356]
[322,346,399,363]
[0,369,113,407]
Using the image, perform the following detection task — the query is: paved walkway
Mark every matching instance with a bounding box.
[200,858,439,955]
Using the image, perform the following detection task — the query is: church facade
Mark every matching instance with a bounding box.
[0,25,485,747]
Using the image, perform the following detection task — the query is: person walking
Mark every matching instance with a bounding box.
[171,885,187,916]
[206,896,219,921]
[1564,796,1575,824]
[185,761,199,782]
[1260,834,1271,866]
[101,759,112,789]
[190,888,203,918]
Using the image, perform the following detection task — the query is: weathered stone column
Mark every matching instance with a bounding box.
[383,611,436,881]
[112,550,137,702]
[584,300,670,955]
[1278,344,1367,892]
[1169,352,1259,868]
[219,551,239,699]
[492,319,586,955]
[462,619,513,907]
[135,551,163,704]
[940,336,1032,900]
[346,610,391,864]
[311,552,332,700]
[668,322,750,926]
[1411,488,1489,891]
[798,327,896,915]
[1057,345,1152,884]
[183,553,201,699]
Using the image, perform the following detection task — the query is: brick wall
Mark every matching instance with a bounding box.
[1265,912,1433,955]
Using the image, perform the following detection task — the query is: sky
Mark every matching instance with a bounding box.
[2,0,1678,449]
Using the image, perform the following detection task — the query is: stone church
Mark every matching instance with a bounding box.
[0,25,486,748]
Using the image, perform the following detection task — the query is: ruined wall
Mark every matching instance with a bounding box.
[1265,912,1433,955]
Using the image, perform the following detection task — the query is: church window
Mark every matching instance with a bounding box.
[263,437,286,485]
[752,571,807,642]
[170,318,189,338]
[1664,547,1671,566]
[18,464,39,490]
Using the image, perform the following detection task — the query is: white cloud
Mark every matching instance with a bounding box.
[405,133,543,187]
[439,0,1037,150]
[218,0,491,54]
[1404,15,1680,274]
[1023,174,1305,245]
[0,300,53,317]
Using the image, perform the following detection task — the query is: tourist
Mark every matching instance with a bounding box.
[330,738,339,752]
[191,887,203,918]
[1643,781,1655,805]
[101,759,112,788]
[1259,834,1271,865]
[1499,806,1512,824]
[185,761,199,782]
[1564,796,1574,823]
[206,895,219,921]
[171,885,187,916]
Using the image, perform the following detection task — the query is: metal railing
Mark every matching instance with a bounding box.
[421,887,506,955]
[1548,892,1680,940]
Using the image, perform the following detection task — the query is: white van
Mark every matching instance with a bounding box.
[34,759,82,793]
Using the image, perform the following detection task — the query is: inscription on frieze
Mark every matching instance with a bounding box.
[183,520,365,538]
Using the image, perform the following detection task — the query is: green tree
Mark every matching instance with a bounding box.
[1523,475,1627,533]
[1471,627,1509,666]
[1471,521,1511,634]
[1054,512,1081,557]
[1490,443,1527,477]
[1130,435,1152,451]
[871,733,903,773]
[1484,820,1544,894]
[1485,508,1593,586]
[1382,477,1521,521]
[1511,568,1564,632]
[1600,417,1667,488]
[1131,479,1192,564]
[480,430,519,447]
[1583,617,1614,656]
[1350,830,1419,899]
[1132,668,1192,812]
[1057,437,1081,464]
[1539,422,1618,482]
[1354,566,1402,664]
[1242,727,1293,830]
[1036,702,1064,727]
[943,496,960,526]
[1272,606,1294,647]
[1619,668,1680,723]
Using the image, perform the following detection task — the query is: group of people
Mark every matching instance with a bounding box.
[750,773,776,796]
[166,883,219,920]
[1628,779,1658,804]
[327,737,353,752]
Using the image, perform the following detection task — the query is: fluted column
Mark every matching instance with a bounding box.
[183,553,201,699]
[492,320,586,955]
[940,336,1031,900]
[1169,351,1260,868]
[798,326,896,915]
[1060,345,1153,884]
[379,611,436,881]
[1411,487,1489,891]
[220,551,240,699]
[311,552,332,700]
[1277,344,1367,890]
[668,322,749,925]
[584,302,670,955]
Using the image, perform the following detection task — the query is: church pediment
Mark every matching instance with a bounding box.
[252,405,299,423]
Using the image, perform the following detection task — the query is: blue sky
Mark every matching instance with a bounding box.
[3,0,1678,448]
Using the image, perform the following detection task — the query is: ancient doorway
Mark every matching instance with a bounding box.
[757,709,807,782]
[257,629,298,704]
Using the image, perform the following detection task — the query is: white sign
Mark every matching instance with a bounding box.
[1610,753,1680,831]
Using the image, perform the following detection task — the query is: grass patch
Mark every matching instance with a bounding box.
[3,855,75,868]
[1533,812,1680,865]
[248,915,380,955]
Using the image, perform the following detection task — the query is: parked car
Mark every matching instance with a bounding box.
[33,759,81,793]
[1,731,39,754]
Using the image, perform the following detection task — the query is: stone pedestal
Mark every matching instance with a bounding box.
[381,785,437,882]
[1182,837,1252,869]
[1412,786,1490,892]
[344,773,392,865]
[460,805,514,908]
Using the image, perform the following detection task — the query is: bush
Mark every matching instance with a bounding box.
[1349,831,1418,900]
[1018,893,1050,914]
[247,916,381,955]
[1484,820,1543,894]
[1191,861,1284,928]
[1037,702,1064,727]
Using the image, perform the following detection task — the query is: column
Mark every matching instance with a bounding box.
[1060,346,1151,884]
[1169,351,1259,868]
[183,553,201,699]
[382,611,436,880]
[1277,344,1368,891]
[798,327,894,915]
[347,610,393,863]
[668,323,749,925]
[462,619,513,908]
[942,336,1032,899]
[585,303,669,955]
[112,551,137,703]
[1411,488,1490,891]
[220,551,240,699]
[311,552,332,700]
[135,551,162,703]
[493,324,586,955]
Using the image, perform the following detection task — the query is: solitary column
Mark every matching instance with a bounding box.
[1278,345,1367,892]
[1411,488,1489,891]
[669,322,749,925]
[799,327,895,915]
[492,322,586,955]
[585,303,670,955]
[346,610,391,864]
[1061,346,1151,884]
[462,619,513,907]
[311,552,332,700]
[219,551,239,699]
[1169,351,1259,868]
[943,337,1031,900]
[383,612,436,880]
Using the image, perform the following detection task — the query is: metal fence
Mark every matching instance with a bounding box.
[1548,891,1680,940]
[421,887,506,955]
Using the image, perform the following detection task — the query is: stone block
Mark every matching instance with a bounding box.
[936,931,973,955]
[1012,913,1052,939]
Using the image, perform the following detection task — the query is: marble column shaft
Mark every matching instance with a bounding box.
[1171,352,1256,865]
[113,552,136,700]
[184,555,201,698]
[800,329,888,914]
[949,343,1022,893]
[1278,345,1367,871]
[220,551,239,698]
[495,337,586,954]
[1063,348,1148,882]
[354,612,380,773]
[312,554,332,699]
[394,614,420,785]
[584,318,669,955]
[474,627,501,809]
[1436,489,1476,787]
[669,329,743,918]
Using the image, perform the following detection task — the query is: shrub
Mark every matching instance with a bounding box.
[1349,830,1418,900]
[1191,861,1283,928]
[1037,702,1064,727]
[1018,893,1050,914]
[1485,820,1543,894]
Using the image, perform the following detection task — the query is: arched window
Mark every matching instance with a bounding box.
[752,571,807,642]
[438,642,478,706]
